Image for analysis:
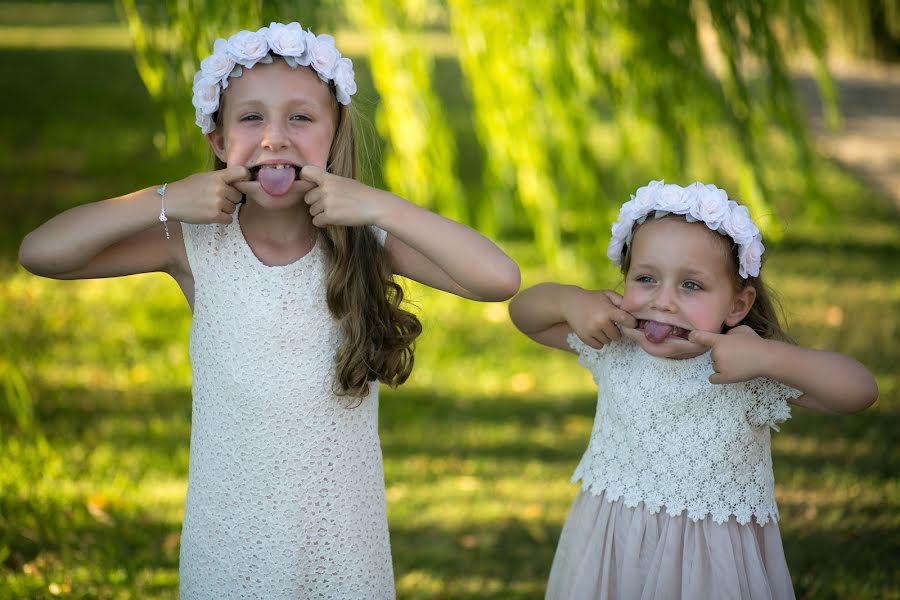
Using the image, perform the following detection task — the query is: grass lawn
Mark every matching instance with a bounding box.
[1,5,898,599]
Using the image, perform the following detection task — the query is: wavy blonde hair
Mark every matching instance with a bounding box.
[214,66,422,399]
[621,213,792,342]
[320,101,422,399]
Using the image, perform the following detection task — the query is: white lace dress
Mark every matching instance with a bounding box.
[178,212,395,599]
[546,335,802,600]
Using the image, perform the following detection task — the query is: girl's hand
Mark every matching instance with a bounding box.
[167,166,250,225]
[688,326,769,384]
[300,165,387,228]
[564,289,637,349]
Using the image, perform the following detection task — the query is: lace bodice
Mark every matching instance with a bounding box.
[178,213,394,599]
[567,334,801,525]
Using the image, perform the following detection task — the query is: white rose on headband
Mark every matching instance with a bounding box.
[610,213,634,241]
[738,238,764,278]
[195,107,214,134]
[722,202,760,245]
[192,73,220,115]
[614,199,634,223]
[607,200,641,265]
[657,183,692,213]
[607,238,626,264]
[333,57,357,105]
[200,38,235,81]
[689,183,730,230]
[632,180,664,215]
[265,22,308,66]
[227,29,271,68]
[308,34,341,81]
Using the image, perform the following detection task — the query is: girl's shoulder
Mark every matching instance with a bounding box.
[740,377,802,429]
[181,220,232,264]
[566,333,635,375]
[177,221,234,308]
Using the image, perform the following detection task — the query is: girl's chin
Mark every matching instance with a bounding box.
[634,334,705,360]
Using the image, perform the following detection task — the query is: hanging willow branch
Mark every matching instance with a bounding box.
[119,0,840,272]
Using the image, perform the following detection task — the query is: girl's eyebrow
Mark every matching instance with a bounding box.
[681,267,712,278]
[231,98,325,110]
[631,261,713,279]
[630,261,659,271]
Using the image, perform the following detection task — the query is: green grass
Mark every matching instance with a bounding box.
[2,7,899,600]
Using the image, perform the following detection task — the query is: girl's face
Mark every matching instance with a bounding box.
[207,59,338,207]
[621,217,756,359]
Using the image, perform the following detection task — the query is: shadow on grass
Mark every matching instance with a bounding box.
[30,383,192,465]
[1,490,180,598]
[1,378,896,598]
[390,520,559,599]
[785,525,900,600]
[772,408,899,479]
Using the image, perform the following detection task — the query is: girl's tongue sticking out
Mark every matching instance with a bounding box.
[256,164,297,196]
[641,320,675,344]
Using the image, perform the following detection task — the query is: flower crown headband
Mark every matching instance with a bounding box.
[607,181,765,279]
[191,21,357,134]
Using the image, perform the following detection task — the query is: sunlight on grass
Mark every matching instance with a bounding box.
[3,195,898,596]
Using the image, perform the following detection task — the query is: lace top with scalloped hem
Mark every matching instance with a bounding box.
[177,212,394,599]
[567,334,800,526]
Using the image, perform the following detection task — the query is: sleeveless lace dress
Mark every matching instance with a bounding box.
[546,336,802,600]
[178,211,395,599]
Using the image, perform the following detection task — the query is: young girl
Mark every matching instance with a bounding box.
[19,22,519,599]
[509,181,877,599]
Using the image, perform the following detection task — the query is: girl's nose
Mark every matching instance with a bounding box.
[650,286,677,311]
[262,121,290,150]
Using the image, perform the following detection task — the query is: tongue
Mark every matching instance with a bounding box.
[257,166,296,196]
[644,321,675,344]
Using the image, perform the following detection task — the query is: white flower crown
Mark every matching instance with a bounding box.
[191,22,357,134]
[607,180,765,279]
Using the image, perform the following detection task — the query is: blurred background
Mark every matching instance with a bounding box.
[1,1,898,598]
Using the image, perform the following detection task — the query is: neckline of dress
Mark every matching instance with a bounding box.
[233,203,320,272]
[627,338,712,370]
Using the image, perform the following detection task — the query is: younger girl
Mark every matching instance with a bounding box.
[509,181,877,599]
[19,22,519,599]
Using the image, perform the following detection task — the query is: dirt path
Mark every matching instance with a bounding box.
[795,61,900,211]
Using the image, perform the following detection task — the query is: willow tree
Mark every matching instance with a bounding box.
[119,0,843,271]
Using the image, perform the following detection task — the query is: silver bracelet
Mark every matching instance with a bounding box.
[156,183,170,240]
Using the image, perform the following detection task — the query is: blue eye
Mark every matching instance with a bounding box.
[636,275,654,284]
[290,114,311,121]
[683,281,702,290]
[240,114,261,122]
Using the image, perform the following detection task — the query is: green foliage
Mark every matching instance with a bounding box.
[344,0,467,222]
[115,1,841,270]
[822,0,900,60]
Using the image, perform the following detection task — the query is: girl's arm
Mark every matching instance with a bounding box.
[376,197,519,301]
[301,166,519,301]
[508,282,637,352]
[19,167,248,281]
[689,327,878,415]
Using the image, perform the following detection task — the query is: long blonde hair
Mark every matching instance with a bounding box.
[320,102,422,399]
[621,214,792,342]
[213,67,422,399]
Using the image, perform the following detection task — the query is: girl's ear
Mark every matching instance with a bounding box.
[207,129,228,163]
[725,285,757,326]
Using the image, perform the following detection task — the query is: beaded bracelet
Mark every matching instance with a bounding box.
[156,183,170,240]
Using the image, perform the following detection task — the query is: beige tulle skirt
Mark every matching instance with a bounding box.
[545,489,795,600]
